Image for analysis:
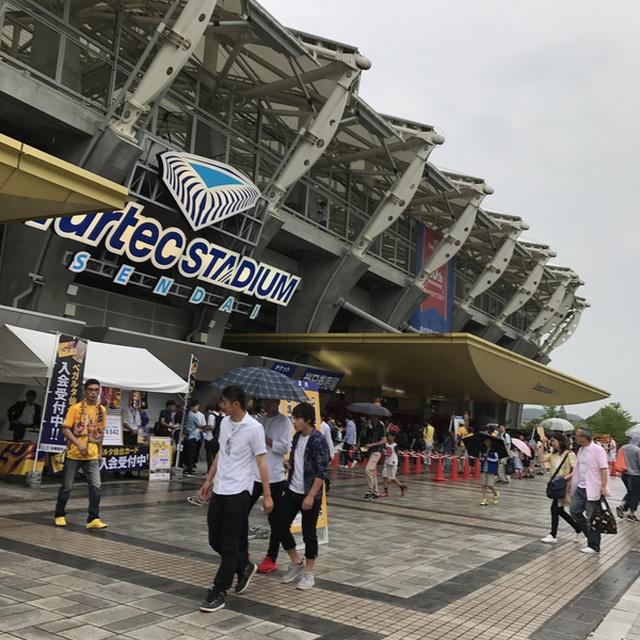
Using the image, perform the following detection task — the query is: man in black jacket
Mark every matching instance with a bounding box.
[7,390,42,441]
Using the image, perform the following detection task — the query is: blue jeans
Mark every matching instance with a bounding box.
[622,473,640,512]
[54,457,102,522]
[570,487,601,552]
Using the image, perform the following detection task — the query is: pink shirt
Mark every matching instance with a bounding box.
[570,441,610,501]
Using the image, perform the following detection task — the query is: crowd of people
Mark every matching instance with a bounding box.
[47,383,640,614]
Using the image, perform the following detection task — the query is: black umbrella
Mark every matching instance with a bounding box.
[347,402,391,417]
[210,367,308,402]
[462,432,508,459]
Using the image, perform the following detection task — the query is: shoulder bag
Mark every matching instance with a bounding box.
[590,497,618,535]
[546,452,569,499]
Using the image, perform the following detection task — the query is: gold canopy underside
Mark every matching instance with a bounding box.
[223,332,609,405]
[0,133,128,223]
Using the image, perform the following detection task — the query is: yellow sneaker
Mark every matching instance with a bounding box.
[86,518,108,530]
[55,516,67,527]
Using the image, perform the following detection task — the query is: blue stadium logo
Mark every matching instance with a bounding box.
[160,152,261,231]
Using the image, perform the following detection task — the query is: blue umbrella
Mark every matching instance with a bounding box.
[210,367,308,402]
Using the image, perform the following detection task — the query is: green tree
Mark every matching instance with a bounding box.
[541,405,567,420]
[585,403,635,443]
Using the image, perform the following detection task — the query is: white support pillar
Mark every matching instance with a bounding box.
[522,271,578,341]
[413,188,490,291]
[458,222,528,312]
[112,0,218,141]
[541,302,588,355]
[351,133,444,259]
[493,250,555,330]
[537,289,577,337]
[263,57,369,217]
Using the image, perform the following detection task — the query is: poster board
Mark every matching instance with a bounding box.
[149,437,172,481]
[103,414,122,446]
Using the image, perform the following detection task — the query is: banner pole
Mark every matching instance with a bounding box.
[30,332,60,477]
[173,354,198,472]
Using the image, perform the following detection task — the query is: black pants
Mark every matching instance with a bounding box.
[239,480,286,561]
[182,438,197,473]
[204,439,218,470]
[10,423,27,441]
[550,499,581,537]
[275,489,322,560]
[208,491,250,593]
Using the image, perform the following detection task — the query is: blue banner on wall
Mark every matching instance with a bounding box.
[409,223,455,333]
[300,368,343,394]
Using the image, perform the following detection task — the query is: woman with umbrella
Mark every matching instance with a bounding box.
[540,433,581,544]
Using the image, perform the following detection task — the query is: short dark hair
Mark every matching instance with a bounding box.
[292,402,315,426]
[166,400,176,408]
[26,390,37,398]
[206,404,215,412]
[189,398,200,408]
[222,385,246,409]
[84,379,100,390]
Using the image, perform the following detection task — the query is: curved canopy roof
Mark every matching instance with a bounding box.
[223,332,609,405]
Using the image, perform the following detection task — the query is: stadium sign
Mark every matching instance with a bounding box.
[26,154,300,308]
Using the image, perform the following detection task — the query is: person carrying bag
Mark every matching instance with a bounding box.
[540,433,582,544]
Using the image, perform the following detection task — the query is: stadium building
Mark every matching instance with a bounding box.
[0,0,608,427]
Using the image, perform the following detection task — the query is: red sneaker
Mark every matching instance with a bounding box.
[379,491,389,497]
[257,556,278,573]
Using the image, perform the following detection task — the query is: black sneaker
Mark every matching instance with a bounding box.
[616,505,625,519]
[200,587,225,612]
[234,562,257,594]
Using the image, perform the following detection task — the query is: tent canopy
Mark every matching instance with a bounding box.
[0,324,188,393]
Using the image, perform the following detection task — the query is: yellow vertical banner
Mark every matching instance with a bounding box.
[280,383,328,534]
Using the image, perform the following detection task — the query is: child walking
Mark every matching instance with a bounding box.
[380,427,407,497]
[479,437,500,506]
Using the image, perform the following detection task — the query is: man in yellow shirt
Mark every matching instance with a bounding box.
[54,379,108,529]
[423,422,435,465]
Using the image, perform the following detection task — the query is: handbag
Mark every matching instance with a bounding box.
[589,497,618,535]
[505,457,515,475]
[546,452,569,499]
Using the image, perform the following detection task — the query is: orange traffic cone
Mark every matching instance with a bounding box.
[400,452,411,475]
[414,453,423,474]
[450,457,459,480]
[330,453,340,468]
[473,458,481,479]
[462,456,471,479]
[432,455,446,482]
[610,459,617,477]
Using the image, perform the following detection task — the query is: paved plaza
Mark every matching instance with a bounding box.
[1,464,639,640]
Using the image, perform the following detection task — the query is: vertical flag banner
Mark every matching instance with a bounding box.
[174,355,199,467]
[409,223,455,333]
[39,335,88,453]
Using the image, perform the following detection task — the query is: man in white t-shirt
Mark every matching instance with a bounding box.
[197,386,273,613]
[238,398,291,574]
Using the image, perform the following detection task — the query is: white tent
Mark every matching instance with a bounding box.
[0,324,188,392]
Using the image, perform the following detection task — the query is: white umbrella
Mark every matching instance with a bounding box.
[540,418,575,432]
[625,424,640,437]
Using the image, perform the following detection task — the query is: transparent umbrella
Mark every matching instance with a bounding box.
[540,418,575,433]
[625,424,640,437]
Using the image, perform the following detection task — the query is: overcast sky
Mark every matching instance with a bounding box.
[261,0,640,422]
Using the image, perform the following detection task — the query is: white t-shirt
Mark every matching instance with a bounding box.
[17,403,36,426]
[213,413,267,495]
[384,442,398,466]
[577,452,587,489]
[289,434,310,494]
[253,412,291,483]
[320,421,335,459]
